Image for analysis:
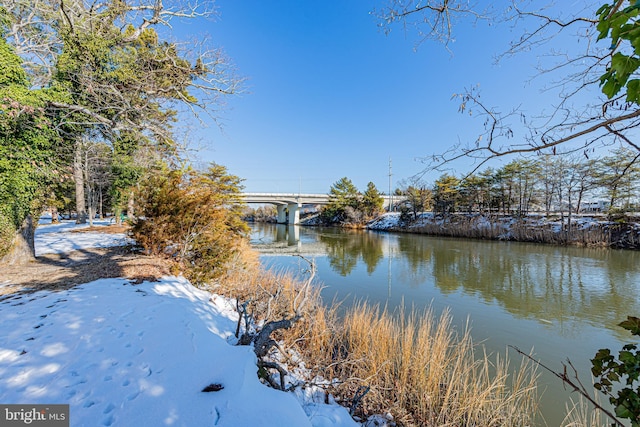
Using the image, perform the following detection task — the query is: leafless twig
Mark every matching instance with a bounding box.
[508,345,624,427]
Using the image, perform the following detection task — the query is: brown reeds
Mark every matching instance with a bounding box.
[406,214,637,248]
[561,396,605,427]
[213,247,541,426]
[215,243,324,325]
[300,303,540,426]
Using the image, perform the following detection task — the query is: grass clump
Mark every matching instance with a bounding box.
[562,396,605,427]
[301,303,540,426]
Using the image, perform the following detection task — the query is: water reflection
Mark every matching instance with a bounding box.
[251,222,640,338]
[398,235,640,333]
[252,224,300,248]
[317,229,384,275]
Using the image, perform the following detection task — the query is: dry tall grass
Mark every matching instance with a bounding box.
[214,241,324,326]
[561,396,606,427]
[408,214,625,248]
[300,303,540,426]
[212,245,541,426]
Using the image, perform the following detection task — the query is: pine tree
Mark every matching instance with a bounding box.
[362,182,384,218]
[433,174,461,215]
[328,177,360,210]
[323,177,363,224]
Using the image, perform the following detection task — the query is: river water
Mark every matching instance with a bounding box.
[249,223,640,426]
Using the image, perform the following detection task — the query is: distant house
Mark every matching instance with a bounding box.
[580,201,610,213]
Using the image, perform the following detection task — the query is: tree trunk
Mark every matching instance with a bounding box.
[115,207,122,225]
[609,185,618,212]
[86,181,94,227]
[0,215,36,265]
[74,140,87,224]
[567,192,573,242]
[127,190,135,220]
[88,204,94,227]
[575,189,582,215]
[98,186,104,219]
[49,191,60,223]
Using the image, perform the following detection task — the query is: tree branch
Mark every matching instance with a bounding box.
[509,346,624,427]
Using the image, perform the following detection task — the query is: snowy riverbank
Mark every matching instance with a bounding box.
[0,221,360,427]
[366,212,640,249]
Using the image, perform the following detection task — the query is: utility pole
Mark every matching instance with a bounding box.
[388,157,393,212]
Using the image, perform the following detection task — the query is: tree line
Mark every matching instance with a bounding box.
[396,147,640,221]
[317,146,639,228]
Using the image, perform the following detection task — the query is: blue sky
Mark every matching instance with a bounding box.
[179,1,578,194]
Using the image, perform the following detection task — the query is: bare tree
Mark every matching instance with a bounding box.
[378,1,640,172]
[82,141,113,225]
[373,0,491,48]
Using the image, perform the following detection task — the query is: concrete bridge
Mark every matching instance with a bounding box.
[241,193,330,224]
[241,192,399,224]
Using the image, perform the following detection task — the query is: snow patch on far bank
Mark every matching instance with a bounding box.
[367,213,401,230]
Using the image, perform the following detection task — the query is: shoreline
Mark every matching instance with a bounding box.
[288,212,640,250]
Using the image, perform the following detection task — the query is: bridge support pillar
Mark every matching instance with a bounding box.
[287,225,300,246]
[287,203,301,225]
[276,205,287,224]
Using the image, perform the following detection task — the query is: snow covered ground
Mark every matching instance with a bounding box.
[0,220,360,426]
[34,218,134,256]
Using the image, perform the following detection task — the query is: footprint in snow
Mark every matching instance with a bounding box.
[102,414,115,426]
[126,391,140,401]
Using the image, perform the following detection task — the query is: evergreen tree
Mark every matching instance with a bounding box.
[597,147,640,211]
[2,0,239,229]
[110,133,145,223]
[131,163,248,284]
[362,181,384,218]
[404,183,432,220]
[459,174,481,214]
[328,177,360,210]
[432,174,460,215]
[323,177,363,223]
